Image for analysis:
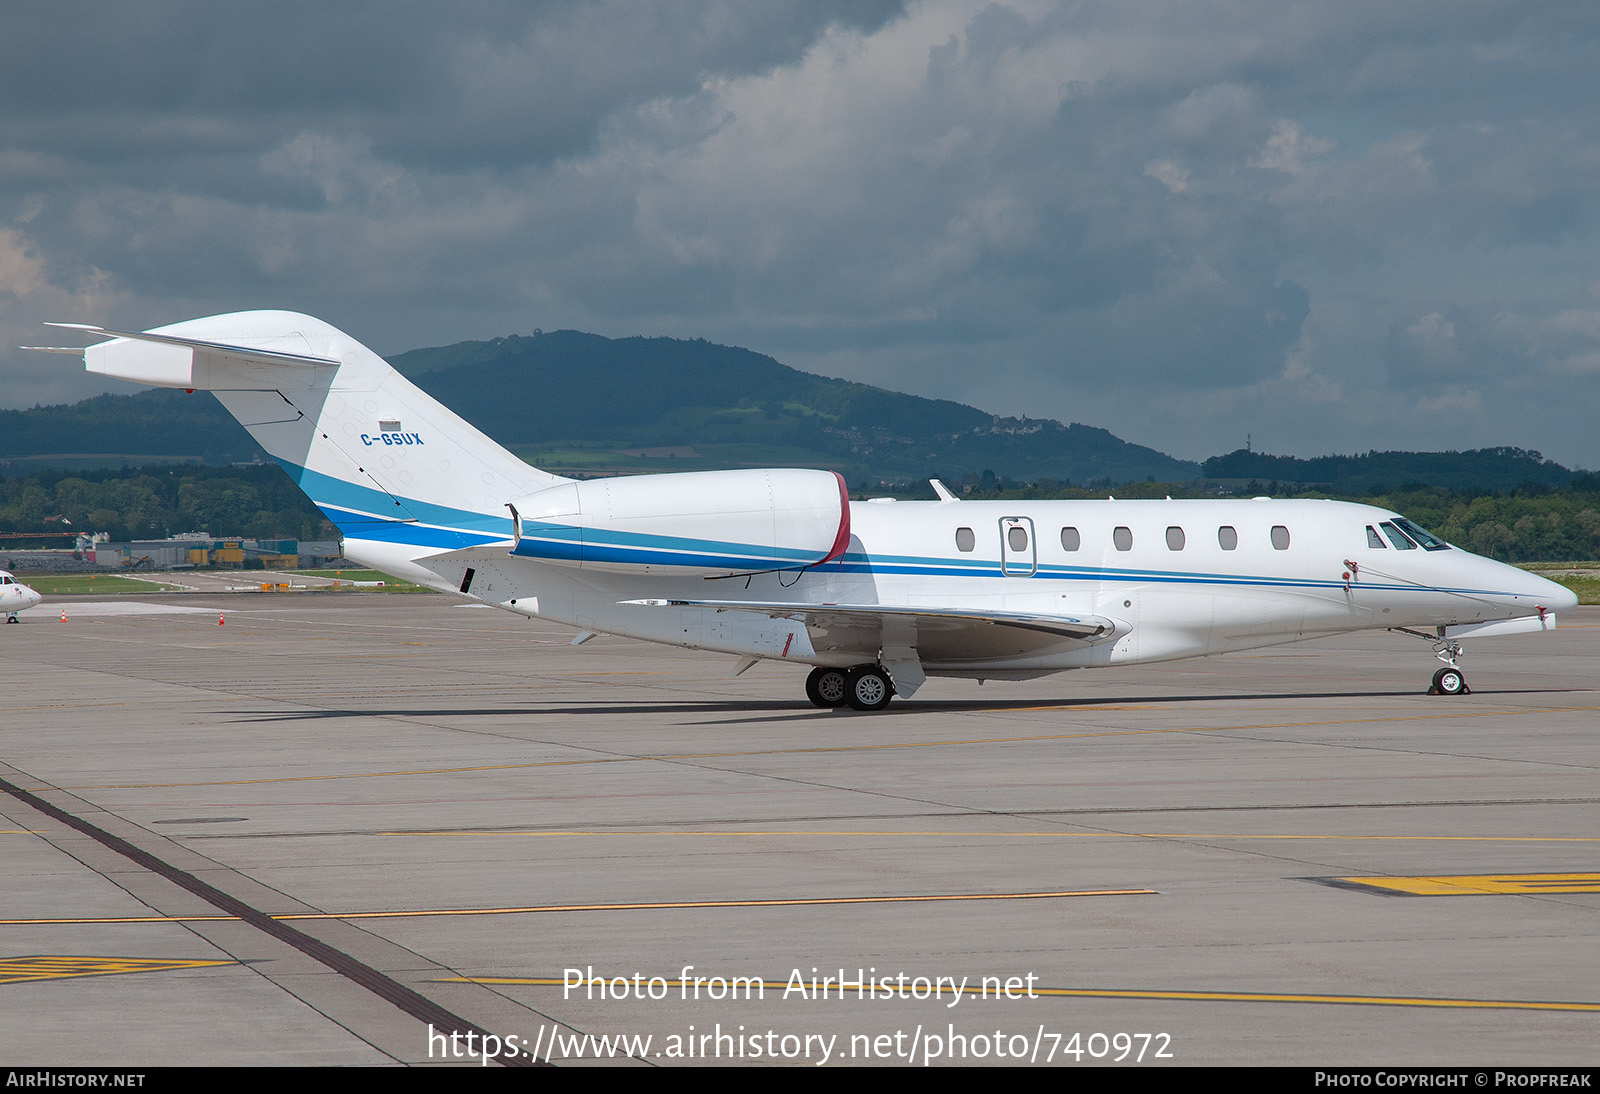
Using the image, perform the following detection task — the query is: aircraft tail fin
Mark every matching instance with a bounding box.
[43,311,564,576]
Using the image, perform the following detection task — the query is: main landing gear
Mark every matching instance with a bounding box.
[805,665,895,711]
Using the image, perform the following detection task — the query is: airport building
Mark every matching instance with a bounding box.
[4,536,348,572]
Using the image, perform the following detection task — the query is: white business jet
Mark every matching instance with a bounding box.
[1,571,43,622]
[29,313,1577,709]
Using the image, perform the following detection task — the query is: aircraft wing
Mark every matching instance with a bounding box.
[625,598,1117,641]
[623,599,1120,696]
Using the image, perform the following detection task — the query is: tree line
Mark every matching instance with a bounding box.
[4,462,1599,562]
[0,464,333,544]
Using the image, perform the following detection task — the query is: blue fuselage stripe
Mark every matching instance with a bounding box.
[283,461,1519,599]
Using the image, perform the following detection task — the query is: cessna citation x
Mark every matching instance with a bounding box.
[30,312,1576,710]
[1,571,43,622]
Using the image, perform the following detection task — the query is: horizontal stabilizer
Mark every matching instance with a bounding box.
[44,323,341,367]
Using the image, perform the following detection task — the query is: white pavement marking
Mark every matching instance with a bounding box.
[47,601,231,615]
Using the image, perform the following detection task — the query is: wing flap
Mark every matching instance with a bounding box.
[623,599,1119,643]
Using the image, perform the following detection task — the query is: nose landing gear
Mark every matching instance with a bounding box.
[1392,628,1471,696]
[1430,666,1469,696]
[1427,636,1469,695]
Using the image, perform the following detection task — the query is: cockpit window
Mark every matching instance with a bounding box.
[1379,521,1417,550]
[1366,526,1386,549]
[1391,517,1450,551]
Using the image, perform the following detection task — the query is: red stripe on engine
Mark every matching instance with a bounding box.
[822,472,852,564]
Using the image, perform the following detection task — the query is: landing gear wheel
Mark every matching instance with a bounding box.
[845,665,894,711]
[1430,666,1469,696]
[805,666,848,708]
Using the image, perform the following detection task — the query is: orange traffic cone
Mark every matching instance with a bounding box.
[60,608,67,622]
[218,612,225,626]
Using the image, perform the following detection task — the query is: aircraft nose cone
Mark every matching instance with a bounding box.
[1478,559,1579,616]
[1508,565,1579,613]
[1540,574,1580,614]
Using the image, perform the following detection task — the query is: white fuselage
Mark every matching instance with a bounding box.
[52,310,1573,691]
[350,496,1571,680]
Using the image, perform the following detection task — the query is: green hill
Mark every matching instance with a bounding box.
[5,330,1588,493]
[0,388,260,467]
[0,330,1200,486]
[389,331,1196,485]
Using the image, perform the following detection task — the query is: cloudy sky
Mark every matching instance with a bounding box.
[3,1,1599,468]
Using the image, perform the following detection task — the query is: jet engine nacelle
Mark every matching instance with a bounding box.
[507,468,851,576]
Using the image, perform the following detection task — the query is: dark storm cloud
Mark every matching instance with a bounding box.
[2,1,1599,467]
[0,1,908,167]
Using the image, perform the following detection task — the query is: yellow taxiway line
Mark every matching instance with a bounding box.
[0,887,1154,926]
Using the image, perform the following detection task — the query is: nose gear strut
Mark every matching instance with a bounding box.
[1390,626,1471,695]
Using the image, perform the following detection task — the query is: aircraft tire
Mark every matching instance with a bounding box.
[805,666,849,708]
[1431,667,1468,696]
[845,665,894,711]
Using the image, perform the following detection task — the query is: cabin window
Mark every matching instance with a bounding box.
[1379,521,1417,550]
[1113,526,1133,551]
[1271,525,1291,550]
[1366,526,1386,549]
[955,527,975,552]
[1008,526,1029,552]
[1165,526,1185,551]
[1218,526,1238,550]
[1060,527,1080,551]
